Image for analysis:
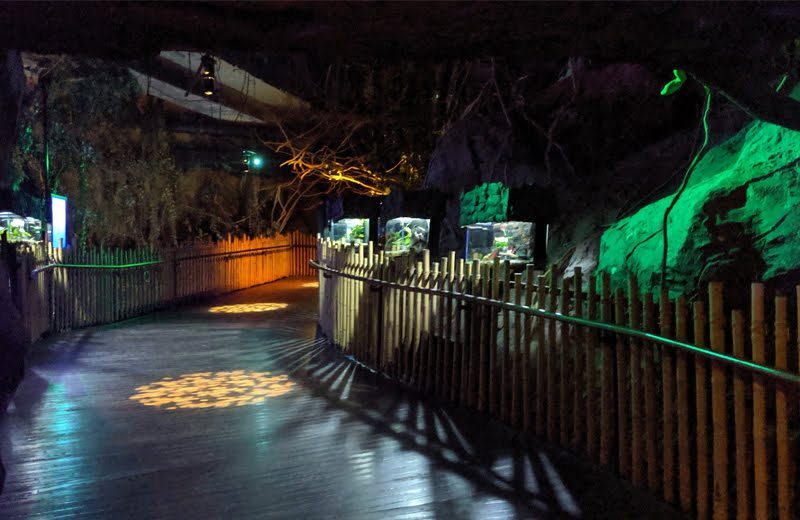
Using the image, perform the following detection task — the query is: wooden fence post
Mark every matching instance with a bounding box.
[571,267,584,450]
[645,293,660,493]
[676,295,693,513]
[616,286,630,476]
[751,283,768,520]
[774,295,791,520]
[586,274,598,458]
[709,282,728,520]
[661,287,675,503]
[629,275,644,487]
[695,300,710,520]
[599,272,614,467]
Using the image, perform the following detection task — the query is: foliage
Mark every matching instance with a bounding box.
[0,224,32,242]
[10,57,279,248]
[349,221,366,241]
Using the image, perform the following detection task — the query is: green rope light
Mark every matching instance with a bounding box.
[32,260,163,275]
[775,74,788,92]
[661,86,712,289]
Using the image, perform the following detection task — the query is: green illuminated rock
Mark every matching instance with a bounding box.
[598,121,800,299]
[459,182,509,226]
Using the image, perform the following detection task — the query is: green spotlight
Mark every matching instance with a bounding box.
[252,156,262,167]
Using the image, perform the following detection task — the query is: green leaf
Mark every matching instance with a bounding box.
[660,69,687,96]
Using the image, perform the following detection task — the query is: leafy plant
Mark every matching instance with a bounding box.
[350,221,366,241]
[0,225,32,242]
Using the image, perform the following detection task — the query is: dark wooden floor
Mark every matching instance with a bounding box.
[0,278,685,519]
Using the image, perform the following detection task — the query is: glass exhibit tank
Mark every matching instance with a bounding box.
[327,218,369,244]
[0,211,33,242]
[465,221,534,262]
[24,217,42,238]
[384,217,430,253]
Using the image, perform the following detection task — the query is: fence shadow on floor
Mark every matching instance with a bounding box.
[253,326,684,520]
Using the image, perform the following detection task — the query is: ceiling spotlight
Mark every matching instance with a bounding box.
[200,54,216,96]
[242,150,264,173]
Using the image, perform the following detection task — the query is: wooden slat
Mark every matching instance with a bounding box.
[751,283,768,520]
[616,287,629,476]
[523,265,535,433]
[708,282,727,520]
[629,275,644,487]
[512,272,523,427]
[695,300,710,520]
[502,261,512,421]
[478,262,491,411]
[774,295,791,520]
[489,257,501,415]
[732,310,749,520]
[661,288,675,504]
[571,267,584,450]
[547,268,559,442]
[676,295,692,513]
[599,272,614,467]
[586,274,597,458]
[560,276,572,445]
[536,274,547,439]
[645,293,659,492]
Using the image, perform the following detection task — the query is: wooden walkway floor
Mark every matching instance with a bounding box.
[0,278,685,519]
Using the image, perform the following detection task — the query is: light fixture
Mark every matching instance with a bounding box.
[242,150,264,173]
[200,54,215,96]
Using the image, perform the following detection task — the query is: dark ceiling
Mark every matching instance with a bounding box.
[3,1,799,130]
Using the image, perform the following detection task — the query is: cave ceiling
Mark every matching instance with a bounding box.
[3,1,800,190]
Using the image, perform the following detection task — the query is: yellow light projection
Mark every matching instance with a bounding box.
[301,282,318,288]
[130,371,295,409]
[208,302,289,313]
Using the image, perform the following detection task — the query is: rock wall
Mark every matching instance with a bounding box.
[598,120,800,302]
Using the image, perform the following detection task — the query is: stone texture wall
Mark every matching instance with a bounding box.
[598,120,800,301]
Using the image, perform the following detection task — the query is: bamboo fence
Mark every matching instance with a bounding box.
[315,238,800,520]
[3,230,316,343]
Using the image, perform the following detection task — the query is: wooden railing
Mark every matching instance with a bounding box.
[4,230,316,342]
[314,238,800,520]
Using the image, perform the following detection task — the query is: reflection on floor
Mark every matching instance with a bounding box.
[0,277,685,519]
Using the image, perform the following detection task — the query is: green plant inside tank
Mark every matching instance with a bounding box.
[350,221,366,241]
[0,224,32,242]
[388,226,412,248]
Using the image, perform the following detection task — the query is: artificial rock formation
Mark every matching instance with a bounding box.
[598,118,800,302]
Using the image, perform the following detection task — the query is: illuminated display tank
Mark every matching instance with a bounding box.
[328,218,369,244]
[0,211,32,242]
[465,221,534,262]
[384,217,430,253]
[24,217,42,238]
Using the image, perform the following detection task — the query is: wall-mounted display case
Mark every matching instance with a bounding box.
[384,217,430,253]
[0,211,34,242]
[465,221,534,262]
[326,218,369,244]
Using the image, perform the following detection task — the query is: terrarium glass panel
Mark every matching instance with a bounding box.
[24,217,42,238]
[385,217,430,253]
[329,218,369,244]
[0,211,33,242]
[465,221,533,262]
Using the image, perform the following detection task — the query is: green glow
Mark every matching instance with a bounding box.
[661,87,711,286]
[32,260,163,275]
[253,156,262,167]
[775,74,788,92]
[459,182,509,226]
[660,69,687,96]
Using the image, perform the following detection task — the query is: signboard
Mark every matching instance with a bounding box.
[51,194,67,249]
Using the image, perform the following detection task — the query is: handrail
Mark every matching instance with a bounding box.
[32,260,163,275]
[310,259,800,388]
[30,243,298,275]
[174,244,292,262]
